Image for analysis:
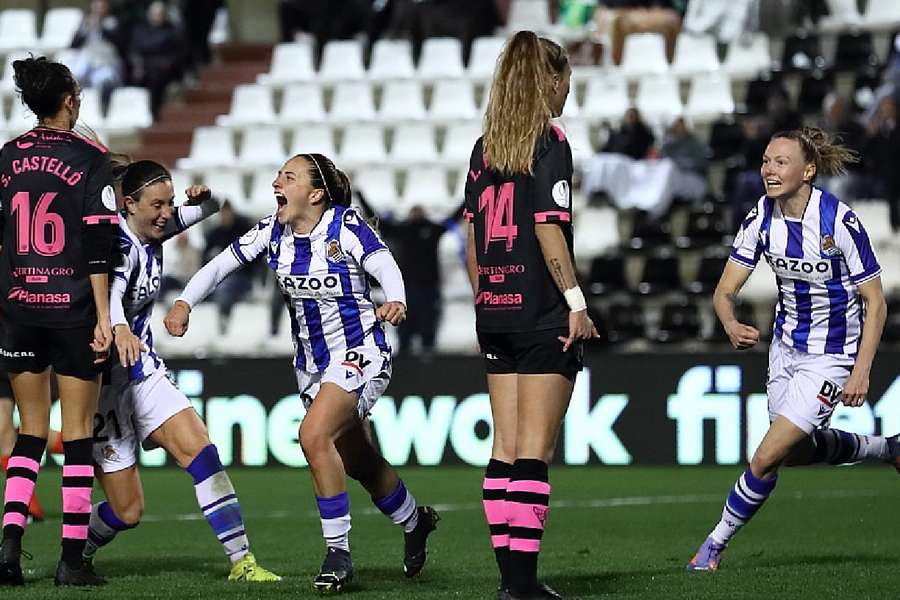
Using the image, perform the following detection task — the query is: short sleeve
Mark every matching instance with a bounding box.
[341,209,388,264]
[82,152,118,225]
[729,201,764,270]
[229,217,272,264]
[463,139,483,223]
[835,208,881,285]
[532,126,573,224]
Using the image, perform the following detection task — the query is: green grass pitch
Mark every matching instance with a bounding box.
[5,466,900,598]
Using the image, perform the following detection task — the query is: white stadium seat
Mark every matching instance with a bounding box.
[329,81,376,122]
[620,33,669,79]
[354,167,400,217]
[635,74,683,124]
[39,8,83,53]
[401,166,453,221]
[279,83,326,124]
[198,170,247,213]
[671,33,720,79]
[289,124,335,157]
[441,121,481,167]
[319,39,365,82]
[238,126,287,169]
[77,87,105,131]
[104,87,153,130]
[852,201,892,249]
[168,169,195,200]
[217,303,270,355]
[685,72,735,124]
[0,50,30,97]
[217,84,276,127]
[574,206,620,263]
[418,37,465,80]
[248,168,278,218]
[860,0,900,31]
[258,42,315,85]
[468,36,506,81]
[561,87,580,118]
[0,10,38,53]
[818,0,863,33]
[582,73,630,123]
[369,39,415,80]
[723,33,772,81]
[6,101,37,137]
[436,301,477,353]
[429,79,478,121]
[506,0,553,33]
[390,123,439,165]
[339,123,387,169]
[177,127,236,170]
[557,119,593,166]
[378,80,426,122]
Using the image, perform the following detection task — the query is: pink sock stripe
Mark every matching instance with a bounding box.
[507,502,548,530]
[3,513,27,528]
[483,477,509,490]
[510,538,541,552]
[62,524,89,539]
[8,456,40,472]
[3,479,35,504]
[483,499,506,524]
[62,464,95,477]
[62,488,92,513]
[490,534,509,548]
[507,480,550,495]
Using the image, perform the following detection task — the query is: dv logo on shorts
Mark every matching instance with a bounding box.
[341,350,371,377]
[816,380,841,408]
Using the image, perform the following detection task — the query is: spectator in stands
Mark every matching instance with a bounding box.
[729,116,769,228]
[768,88,802,133]
[160,232,202,301]
[817,93,867,202]
[129,1,186,118]
[179,0,224,76]
[682,0,754,43]
[203,201,254,333]
[388,0,501,62]
[603,107,654,159]
[864,97,900,230]
[659,117,708,201]
[278,0,372,48]
[593,0,683,64]
[69,0,125,110]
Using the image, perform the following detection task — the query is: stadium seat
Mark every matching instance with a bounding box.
[685,72,735,124]
[0,10,38,52]
[861,0,900,31]
[575,206,620,263]
[217,84,276,127]
[0,50,30,97]
[248,169,278,218]
[588,255,628,296]
[369,39,415,80]
[676,202,730,249]
[620,33,669,79]
[685,251,728,295]
[723,33,772,81]
[708,117,744,161]
[636,253,682,295]
[390,123,439,165]
[418,37,465,80]
[257,42,315,85]
[378,80,426,122]
[561,87,580,118]
[319,39,366,82]
[104,87,153,131]
[329,81,376,122]
[199,171,247,208]
[354,167,400,217]
[436,301,477,353]
[77,87,105,131]
[818,0,863,33]
[401,166,453,221]
[852,201,892,248]
[653,300,701,343]
[467,36,506,81]
[743,74,784,114]
[558,119,593,166]
[781,32,825,72]
[169,169,195,200]
[5,100,36,137]
[506,0,553,33]
[671,33,720,79]
[582,73,630,123]
[339,123,387,169]
[166,303,220,357]
[832,31,878,71]
[740,256,776,304]
[440,121,481,167]
[279,83,326,124]
[237,126,286,169]
[605,301,647,343]
[705,302,756,343]
[288,124,335,157]
[430,79,478,122]
[628,211,673,251]
[39,7,83,53]
[216,303,270,355]
[635,75,683,124]
[177,127,236,170]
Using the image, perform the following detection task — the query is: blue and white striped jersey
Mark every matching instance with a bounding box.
[230,205,391,373]
[111,200,218,381]
[730,187,881,357]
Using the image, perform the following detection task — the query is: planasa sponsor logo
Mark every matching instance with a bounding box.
[7,287,70,304]
[475,290,523,306]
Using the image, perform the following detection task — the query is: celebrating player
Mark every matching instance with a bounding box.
[465,31,596,600]
[164,153,438,593]
[687,127,895,571]
[0,56,116,586]
[83,160,280,582]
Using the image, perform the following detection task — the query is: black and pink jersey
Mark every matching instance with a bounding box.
[0,127,117,327]
[464,126,574,333]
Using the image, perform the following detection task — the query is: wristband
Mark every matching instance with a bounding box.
[563,287,587,312]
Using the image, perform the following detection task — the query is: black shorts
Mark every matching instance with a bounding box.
[0,318,103,381]
[478,327,583,380]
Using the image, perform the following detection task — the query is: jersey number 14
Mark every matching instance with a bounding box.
[478,183,518,252]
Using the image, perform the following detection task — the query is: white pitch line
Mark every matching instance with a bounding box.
[138,488,881,523]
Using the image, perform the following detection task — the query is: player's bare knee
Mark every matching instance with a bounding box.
[299,424,332,461]
[749,449,781,478]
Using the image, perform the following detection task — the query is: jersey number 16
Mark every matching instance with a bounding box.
[10,191,65,256]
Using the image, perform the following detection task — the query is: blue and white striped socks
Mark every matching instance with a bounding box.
[374,480,419,533]
[710,468,777,546]
[812,429,888,465]
[317,492,351,551]
[186,444,249,562]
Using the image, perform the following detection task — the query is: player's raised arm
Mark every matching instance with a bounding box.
[161,184,222,240]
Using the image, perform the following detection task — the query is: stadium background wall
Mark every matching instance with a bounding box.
[44,354,900,468]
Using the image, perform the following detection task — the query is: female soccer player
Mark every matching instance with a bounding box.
[164,153,438,593]
[687,127,894,571]
[0,56,116,586]
[465,32,596,600]
[82,159,279,582]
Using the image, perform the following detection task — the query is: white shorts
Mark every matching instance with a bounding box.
[767,337,854,434]
[296,346,392,419]
[92,367,192,473]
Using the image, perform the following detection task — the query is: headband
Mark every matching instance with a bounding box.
[124,173,170,198]
[304,154,332,202]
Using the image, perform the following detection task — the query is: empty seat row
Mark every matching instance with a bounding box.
[0,86,151,135]
[0,8,83,54]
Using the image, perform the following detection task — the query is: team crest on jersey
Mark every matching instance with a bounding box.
[326,239,345,263]
[821,234,841,257]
